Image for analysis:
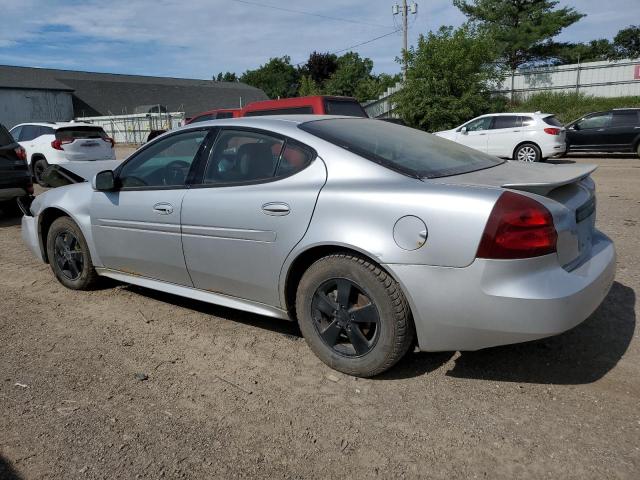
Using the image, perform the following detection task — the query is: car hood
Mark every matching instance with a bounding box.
[43,160,123,187]
[429,160,597,195]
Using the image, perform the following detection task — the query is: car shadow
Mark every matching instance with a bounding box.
[546,159,576,164]
[0,212,21,227]
[445,281,635,385]
[0,455,23,480]
[124,284,302,339]
[566,153,637,160]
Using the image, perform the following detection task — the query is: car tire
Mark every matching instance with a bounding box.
[32,158,49,187]
[295,253,415,377]
[46,216,99,290]
[514,143,542,162]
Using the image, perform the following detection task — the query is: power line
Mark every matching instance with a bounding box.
[294,29,402,66]
[228,0,394,29]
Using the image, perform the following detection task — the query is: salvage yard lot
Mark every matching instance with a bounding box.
[0,153,638,479]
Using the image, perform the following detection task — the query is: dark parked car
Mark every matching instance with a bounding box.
[0,123,32,216]
[566,108,640,156]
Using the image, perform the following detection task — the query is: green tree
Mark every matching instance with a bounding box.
[612,25,640,59]
[301,51,338,86]
[215,71,238,82]
[298,75,321,97]
[240,56,300,99]
[394,25,505,132]
[552,39,615,64]
[454,0,584,97]
[324,52,375,100]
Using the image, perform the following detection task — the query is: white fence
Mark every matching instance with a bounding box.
[75,112,185,145]
[364,58,640,118]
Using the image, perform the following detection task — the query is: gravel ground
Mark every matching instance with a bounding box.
[0,153,638,479]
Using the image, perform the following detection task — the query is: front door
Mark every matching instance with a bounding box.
[568,112,612,150]
[456,116,492,153]
[181,128,327,307]
[486,115,523,157]
[90,128,210,285]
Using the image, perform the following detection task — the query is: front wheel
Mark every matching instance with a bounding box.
[46,216,98,290]
[296,254,414,377]
[514,143,542,162]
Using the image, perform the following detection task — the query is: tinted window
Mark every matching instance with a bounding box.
[491,116,521,129]
[462,117,492,132]
[611,110,639,127]
[9,126,22,141]
[542,116,563,127]
[203,130,284,184]
[216,111,234,119]
[39,126,55,136]
[578,113,611,129]
[244,106,313,117]
[119,130,207,188]
[56,126,107,140]
[276,142,314,177]
[190,114,215,123]
[1,124,16,146]
[19,125,42,141]
[300,118,502,179]
[324,100,367,117]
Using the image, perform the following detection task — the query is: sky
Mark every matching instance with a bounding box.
[0,0,637,79]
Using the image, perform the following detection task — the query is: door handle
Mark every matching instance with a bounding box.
[478,133,487,136]
[512,130,520,132]
[153,202,174,215]
[262,202,290,216]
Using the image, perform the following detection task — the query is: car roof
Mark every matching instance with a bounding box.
[479,112,552,117]
[14,121,100,129]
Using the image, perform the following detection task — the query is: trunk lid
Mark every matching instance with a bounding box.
[56,126,115,161]
[430,160,598,270]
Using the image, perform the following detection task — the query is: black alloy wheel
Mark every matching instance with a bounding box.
[53,229,85,281]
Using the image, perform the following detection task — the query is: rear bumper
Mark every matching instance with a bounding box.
[540,141,567,158]
[22,214,46,263]
[387,230,616,351]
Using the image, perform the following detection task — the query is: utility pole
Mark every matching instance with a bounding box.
[393,1,417,81]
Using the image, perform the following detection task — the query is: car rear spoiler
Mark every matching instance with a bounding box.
[501,164,597,195]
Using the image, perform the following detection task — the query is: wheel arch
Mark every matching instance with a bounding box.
[281,243,405,319]
[38,206,72,263]
[512,141,541,160]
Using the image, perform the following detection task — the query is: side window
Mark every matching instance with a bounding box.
[463,117,492,132]
[244,106,314,117]
[118,130,207,188]
[611,111,639,127]
[520,116,535,127]
[216,112,234,119]
[203,130,284,184]
[19,125,41,141]
[9,126,22,141]
[276,142,314,177]
[39,126,55,136]
[491,116,521,129]
[578,113,611,129]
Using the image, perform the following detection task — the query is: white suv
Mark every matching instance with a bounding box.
[434,112,566,162]
[9,122,116,186]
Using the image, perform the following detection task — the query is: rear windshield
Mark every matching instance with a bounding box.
[543,116,563,127]
[56,126,107,140]
[0,124,15,146]
[324,100,367,117]
[299,118,503,179]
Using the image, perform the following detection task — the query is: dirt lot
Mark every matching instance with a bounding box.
[1,153,638,479]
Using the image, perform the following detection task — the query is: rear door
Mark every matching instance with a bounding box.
[486,115,523,157]
[55,126,115,161]
[181,128,326,307]
[604,110,640,150]
[455,116,492,153]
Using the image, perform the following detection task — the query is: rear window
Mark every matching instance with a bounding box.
[56,126,107,140]
[299,118,503,179]
[0,124,15,146]
[324,100,367,117]
[543,116,563,127]
[216,111,234,119]
[611,110,639,127]
[244,106,313,117]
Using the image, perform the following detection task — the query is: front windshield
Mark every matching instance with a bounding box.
[299,118,503,179]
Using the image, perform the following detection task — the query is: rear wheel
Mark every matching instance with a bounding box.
[514,143,541,162]
[46,216,98,290]
[296,254,414,377]
[32,158,49,187]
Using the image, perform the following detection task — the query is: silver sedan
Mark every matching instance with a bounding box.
[21,116,616,377]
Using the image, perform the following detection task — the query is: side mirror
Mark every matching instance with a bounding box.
[572,123,580,131]
[92,170,116,191]
[460,126,468,134]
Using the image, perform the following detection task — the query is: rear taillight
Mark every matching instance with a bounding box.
[27,183,34,195]
[14,146,26,161]
[544,127,561,135]
[477,191,557,259]
[104,137,115,148]
[51,138,73,150]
